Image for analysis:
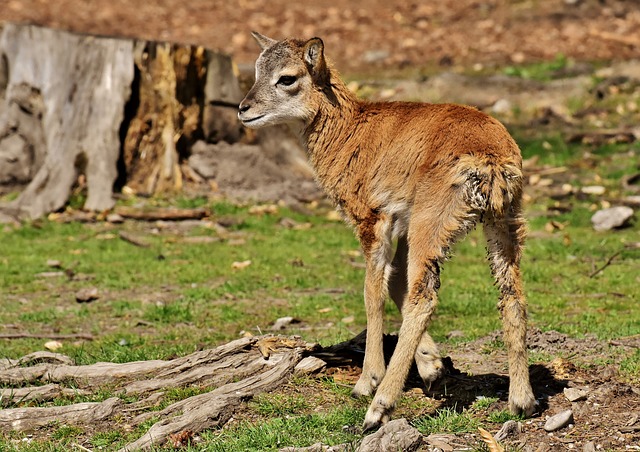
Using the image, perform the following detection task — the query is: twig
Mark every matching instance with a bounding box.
[114,206,209,221]
[118,231,151,248]
[589,243,640,278]
[72,443,93,452]
[0,333,94,340]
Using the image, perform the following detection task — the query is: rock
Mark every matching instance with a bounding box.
[582,441,596,452]
[75,287,100,303]
[564,387,588,402]
[446,330,465,339]
[581,185,606,195]
[270,316,297,331]
[494,419,522,441]
[357,418,423,452]
[623,195,640,207]
[294,356,327,376]
[106,213,125,224]
[544,409,574,432]
[491,98,513,115]
[44,340,63,351]
[591,206,634,231]
[46,259,62,268]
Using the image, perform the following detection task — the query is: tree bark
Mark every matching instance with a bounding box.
[0,24,246,219]
[0,23,134,218]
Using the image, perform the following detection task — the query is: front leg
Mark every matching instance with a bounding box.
[352,214,394,397]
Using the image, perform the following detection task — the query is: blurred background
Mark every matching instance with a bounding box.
[2,0,639,75]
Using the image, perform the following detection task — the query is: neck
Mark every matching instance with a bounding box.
[302,69,359,159]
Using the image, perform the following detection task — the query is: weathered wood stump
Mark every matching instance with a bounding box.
[0,23,246,220]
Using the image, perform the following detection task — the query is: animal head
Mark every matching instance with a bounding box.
[238,32,332,129]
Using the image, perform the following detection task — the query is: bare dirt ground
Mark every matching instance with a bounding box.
[2,0,640,74]
[2,1,640,450]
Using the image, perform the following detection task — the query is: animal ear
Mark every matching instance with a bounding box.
[251,31,277,50]
[303,38,329,85]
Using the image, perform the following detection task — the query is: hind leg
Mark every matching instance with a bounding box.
[364,180,480,430]
[388,236,444,390]
[484,204,536,416]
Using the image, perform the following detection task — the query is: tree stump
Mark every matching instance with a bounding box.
[0,23,134,218]
[0,23,246,219]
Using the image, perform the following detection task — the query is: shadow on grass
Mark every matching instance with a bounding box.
[313,330,567,416]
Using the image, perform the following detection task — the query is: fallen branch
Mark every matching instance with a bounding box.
[0,333,94,340]
[114,206,210,221]
[0,397,122,432]
[120,351,302,451]
[0,336,313,450]
[0,383,89,406]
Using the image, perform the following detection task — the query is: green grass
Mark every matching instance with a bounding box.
[1,134,639,450]
[413,406,478,435]
[201,406,364,451]
[503,54,570,81]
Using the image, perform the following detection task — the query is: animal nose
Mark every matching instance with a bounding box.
[238,102,251,114]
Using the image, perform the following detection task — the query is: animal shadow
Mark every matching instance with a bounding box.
[313,330,567,415]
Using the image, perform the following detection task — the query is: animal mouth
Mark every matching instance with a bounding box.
[240,114,265,124]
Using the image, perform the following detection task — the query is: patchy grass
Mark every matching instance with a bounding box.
[1,134,639,450]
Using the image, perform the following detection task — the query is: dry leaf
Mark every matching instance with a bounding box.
[318,307,333,313]
[169,429,193,448]
[231,260,252,269]
[248,204,278,215]
[478,427,504,452]
[256,336,299,358]
[544,220,567,232]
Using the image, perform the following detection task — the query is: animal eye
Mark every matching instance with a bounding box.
[277,75,297,86]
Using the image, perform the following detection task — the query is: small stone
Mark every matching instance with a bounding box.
[492,98,513,114]
[75,287,100,303]
[591,206,634,231]
[544,409,574,432]
[44,340,63,351]
[270,316,296,331]
[581,185,606,195]
[106,213,124,223]
[582,441,596,452]
[46,259,62,268]
[564,387,588,402]
[359,418,423,452]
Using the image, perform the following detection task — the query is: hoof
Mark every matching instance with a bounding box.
[509,392,537,417]
[352,372,382,398]
[362,397,392,433]
[362,418,382,434]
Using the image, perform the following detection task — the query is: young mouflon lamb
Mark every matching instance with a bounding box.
[238,32,536,431]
